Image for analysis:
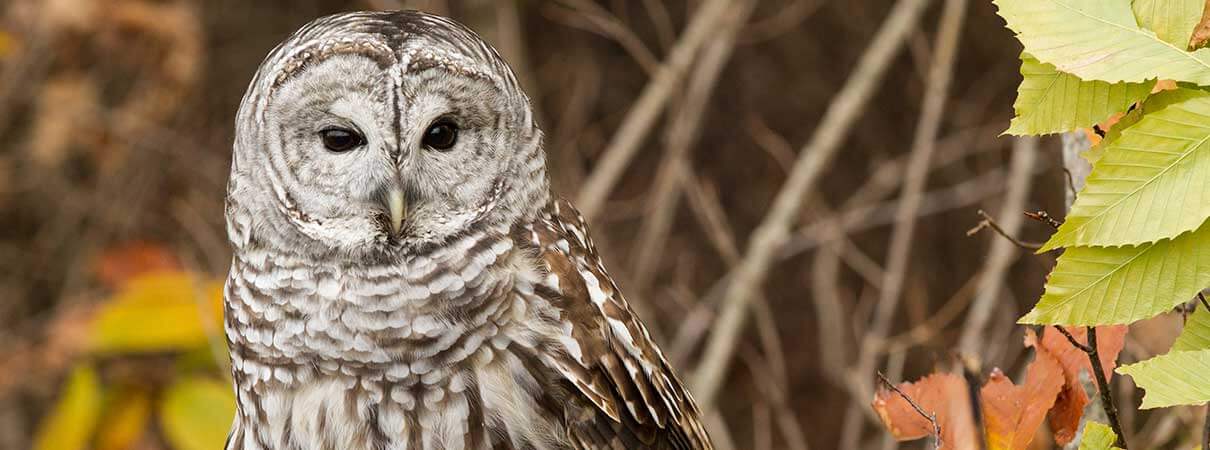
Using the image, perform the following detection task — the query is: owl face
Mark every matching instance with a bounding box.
[228,12,546,259]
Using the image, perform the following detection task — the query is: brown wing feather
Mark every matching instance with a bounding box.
[514,198,712,450]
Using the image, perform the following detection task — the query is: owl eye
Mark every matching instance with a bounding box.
[422,120,458,151]
[319,127,364,153]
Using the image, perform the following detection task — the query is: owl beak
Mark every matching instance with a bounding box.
[388,187,406,235]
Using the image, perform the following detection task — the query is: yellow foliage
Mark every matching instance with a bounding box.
[160,376,236,450]
[0,31,14,58]
[95,386,152,450]
[89,272,224,354]
[33,365,102,450]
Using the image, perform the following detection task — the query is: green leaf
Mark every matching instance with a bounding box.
[994,0,1210,84]
[1077,422,1121,449]
[1117,349,1210,408]
[1173,301,1210,351]
[1007,54,1154,135]
[1041,89,1210,250]
[89,273,224,354]
[160,376,236,450]
[1021,218,1210,325]
[1132,0,1205,47]
[33,365,103,450]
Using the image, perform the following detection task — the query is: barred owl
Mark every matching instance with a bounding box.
[223,10,711,450]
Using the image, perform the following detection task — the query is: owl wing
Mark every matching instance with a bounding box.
[518,198,712,450]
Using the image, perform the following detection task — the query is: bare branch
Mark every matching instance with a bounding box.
[575,0,750,220]
[965,209,1043,250]
[1024,210,1063,230]
[1054,326,1129,449]
[845,0,967,440]
[688,0,932,410]
[545,0,660,73]
[630,0,755,297]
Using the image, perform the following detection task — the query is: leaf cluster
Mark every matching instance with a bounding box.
[997,0,1210,415]
[880,0,1210,447]
[32,244,234,450]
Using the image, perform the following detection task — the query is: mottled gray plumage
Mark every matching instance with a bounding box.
[224,10,710,449]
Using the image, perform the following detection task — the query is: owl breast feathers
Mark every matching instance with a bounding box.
[223,10,711,450]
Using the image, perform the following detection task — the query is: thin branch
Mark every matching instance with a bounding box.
[545,0,661,74]
[1062,167,1079,199]
[640,0,676,50]
[630,0,754,298]
[1054,326,1092,353]
[739,0,825,44]
[1199,292,1209,313]
[876,371,942,450]
[688,0,933,410]
[575,0,746,220]
[1054,326,1129,449]
[881,271,982,353]
[845,0,966,441]
[965,209,1043,250]
[1024,210,1063,230]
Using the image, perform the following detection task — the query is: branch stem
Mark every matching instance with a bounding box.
[1054,326,1128,449]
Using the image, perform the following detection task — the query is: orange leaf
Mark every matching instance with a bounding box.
[981,349,1065,450]
[873,373,979,449]
[94,241,181,289]
[1030,326,1127,445]
[1152,79,1179,93]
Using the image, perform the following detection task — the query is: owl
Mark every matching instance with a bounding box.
[223,10,711,450]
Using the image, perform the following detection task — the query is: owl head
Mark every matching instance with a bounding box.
[226,11,549,260]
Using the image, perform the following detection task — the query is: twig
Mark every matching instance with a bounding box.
[786,166,1016,256]
[1199,292,1209,313]
[1054,326,1129,449]
[630,0,754,298]
[879,352,908,450]
[740,0,825,44]
[876,371,942,450]
[1054,326,1091,353]
[688,0,933,410]
[640,0,676,50]
[965,209,1043,250]
[845,0,966,441]
[881,272,982,353]
[742,348,811,450]
[1024,210,1063,230]
[574,0,745,220]
[1062,167,1079,199]
[546,0,660,73]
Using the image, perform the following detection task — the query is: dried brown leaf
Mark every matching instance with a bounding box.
[981,351,1065,450]
[873,372,978,449]
[1029,326,1127,445]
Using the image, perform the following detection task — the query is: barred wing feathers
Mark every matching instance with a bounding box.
[516,199,712,450]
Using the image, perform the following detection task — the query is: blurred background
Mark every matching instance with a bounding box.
[0,0,1188,449]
